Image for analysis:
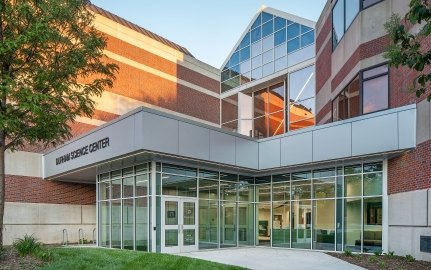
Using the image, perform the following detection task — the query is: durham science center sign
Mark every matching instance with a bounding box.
[56,137,110,165]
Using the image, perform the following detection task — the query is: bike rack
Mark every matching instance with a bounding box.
[92,228,97,245]
[78,228,84,245]
[62,229,68,246]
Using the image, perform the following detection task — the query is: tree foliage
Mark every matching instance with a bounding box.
[0,0,118,247]
[0,0,118,150]
[384,0,431,101]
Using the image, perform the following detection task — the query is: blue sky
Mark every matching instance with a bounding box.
[91,0,327,68]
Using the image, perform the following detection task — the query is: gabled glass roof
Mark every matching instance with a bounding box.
[221,9,315,93]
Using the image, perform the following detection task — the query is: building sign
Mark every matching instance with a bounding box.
[55,137,110,165]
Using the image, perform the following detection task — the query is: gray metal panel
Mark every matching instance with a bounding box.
[209,131,236,165]
[352,113,398,156]
[416,100,430,145]
[44,114,138,178]
[236,137,258,169]
[178,122,210,160]
[259,139,281,169]
[280,132,313,166]
[313,123,351,162]
[133,111,145,150]
[142,112,179,155]
[398,109,416,149]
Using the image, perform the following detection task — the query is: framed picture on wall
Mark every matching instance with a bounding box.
[273,215,282,229]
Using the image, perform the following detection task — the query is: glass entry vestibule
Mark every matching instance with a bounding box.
[97,161,385,254]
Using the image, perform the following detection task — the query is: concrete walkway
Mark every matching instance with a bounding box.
[177,247,365,270]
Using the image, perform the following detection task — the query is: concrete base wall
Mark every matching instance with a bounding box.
[3,202,96,245]
[388,189,431,261]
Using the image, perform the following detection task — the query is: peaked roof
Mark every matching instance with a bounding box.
[220,6,316,69]
[89,4,194,57]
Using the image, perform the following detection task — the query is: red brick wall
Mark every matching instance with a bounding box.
[315,102,332,125]
[5,175,96,205]
[331,35,389,92]
[315,35,390,123]
[316,41,332,93]
[388,140,431,194]
[104,33,220,93]
[389,35,431,107]
[99,58,220,124]
[316,15,331,54]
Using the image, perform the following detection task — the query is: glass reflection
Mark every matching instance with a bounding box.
[291,200,312,249]
[272,202,290,247]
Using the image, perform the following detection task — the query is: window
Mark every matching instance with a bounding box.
[333,0,385,49]
[221,12,315,93]
[362,65,389,114]
[332,75,360,121]
[289,66,316,131]
[332,64,388,122]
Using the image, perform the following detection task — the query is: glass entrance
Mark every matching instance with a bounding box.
[161,197,198,253]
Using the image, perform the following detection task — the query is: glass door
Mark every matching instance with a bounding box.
[220,203,237,247]
[181,198,198,252]
[161,197,198,253]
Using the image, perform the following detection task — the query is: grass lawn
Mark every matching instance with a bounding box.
[38,247,247,270]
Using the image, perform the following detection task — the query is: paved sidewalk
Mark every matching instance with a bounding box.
[178,247,365,270]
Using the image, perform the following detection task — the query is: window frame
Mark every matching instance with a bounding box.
[361,63,390,115]
[332,0,385,50]
[331,63,389,122]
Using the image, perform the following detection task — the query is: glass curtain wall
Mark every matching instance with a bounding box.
[255,176,271,246]
[221,12,315,93]
[98,161,383,253]
[97,163,150,251]
[198,170,219,249]
[220,173,238,248]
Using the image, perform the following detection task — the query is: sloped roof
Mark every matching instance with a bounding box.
[220,6,316,69]
[89,4,194,57]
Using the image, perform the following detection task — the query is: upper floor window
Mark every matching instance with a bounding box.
[332,0,384,49]
[221,65,316,138]
[332,64,389,122]
[221,12,315,93]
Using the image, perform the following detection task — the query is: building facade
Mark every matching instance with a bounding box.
[3,5,220,245]
[315,0,431,260]
[3,0,431,262]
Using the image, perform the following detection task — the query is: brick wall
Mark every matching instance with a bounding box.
[5,175,96,205]
[388,140,431,194]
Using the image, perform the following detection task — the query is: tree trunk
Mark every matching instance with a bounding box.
[0,133,5,248]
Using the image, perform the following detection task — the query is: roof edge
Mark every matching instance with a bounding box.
[89,4,194,57]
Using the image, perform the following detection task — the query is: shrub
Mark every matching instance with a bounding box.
[384,251,395,258]
[405,254,415,262]
[344,249,353,256]
[374,250,383,256]
[369,256,378,263]
[0,247,4,261]
[13,234,42,257]
[378,260,386,269]
[34,248,53,262]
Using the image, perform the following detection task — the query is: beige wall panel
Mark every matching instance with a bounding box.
[3,202,96,245]
[5,151,42,178]
[388,190,428,226]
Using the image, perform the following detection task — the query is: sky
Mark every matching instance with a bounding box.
[91,0,327,68]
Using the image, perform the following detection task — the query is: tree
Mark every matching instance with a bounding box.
[0,0,118,246]
[384,0,431,101]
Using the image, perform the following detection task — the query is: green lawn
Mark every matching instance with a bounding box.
[39,248,247,270]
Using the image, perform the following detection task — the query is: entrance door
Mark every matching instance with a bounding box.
[161,197,198,253]
[221,204,237,247]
